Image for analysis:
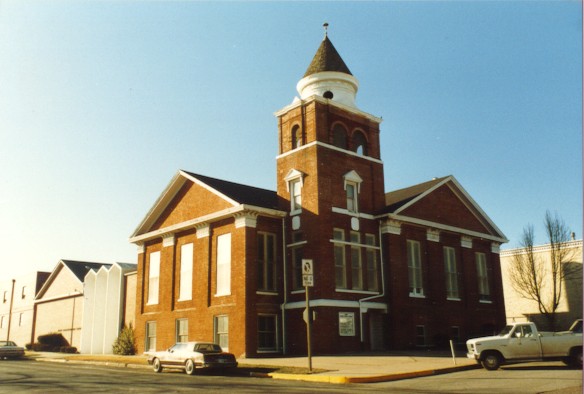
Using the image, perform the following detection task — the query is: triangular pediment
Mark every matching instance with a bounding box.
[131,170,280,238]
[385,176,507,242]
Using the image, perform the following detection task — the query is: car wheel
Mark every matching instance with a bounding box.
[185,359,196,375]
[481,352,501,371]
[152,358,163,373]
[570,348,582,368]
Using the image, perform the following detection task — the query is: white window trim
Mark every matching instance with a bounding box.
[147,251,161,305]
[216,234,232,297]
[178,243,193,302]
[284,169,305,215]
[343,170,363,214]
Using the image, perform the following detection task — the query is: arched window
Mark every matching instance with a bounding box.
[291,125,302,149]
[332,124,348,149]
[353,131,368,156]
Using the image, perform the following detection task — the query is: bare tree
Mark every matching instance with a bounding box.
[509,211,576,331]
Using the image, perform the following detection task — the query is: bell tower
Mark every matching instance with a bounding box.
[275,26,386,300]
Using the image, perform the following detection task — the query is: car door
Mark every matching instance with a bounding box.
[509,325,541,359]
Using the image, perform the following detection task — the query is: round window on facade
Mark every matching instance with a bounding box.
[323,91,334,99]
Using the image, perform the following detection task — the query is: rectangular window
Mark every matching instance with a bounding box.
[179,243,193,301]
[346,183,357,212]
[290,179,302,213]
[476,253,491,301]
[407,240,423,296]
[416,325,426,347]
[258,315,278,351]
[291,232,304,290]
[146,321,157,351]
[147,251,161,305]
[214,315,229,351]
[350,232,363,290]
[258,233,277,292]
[216,234,231,296]
[444,247,459,299]
[176,319,188,343]
[333,229,347,289]
[365,234,379,292]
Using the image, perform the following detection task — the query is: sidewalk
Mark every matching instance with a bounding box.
[28,350,479,384]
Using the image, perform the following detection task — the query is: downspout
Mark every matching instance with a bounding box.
[358,224,387,344]
[6,279,15,341]
[281,217,288,354]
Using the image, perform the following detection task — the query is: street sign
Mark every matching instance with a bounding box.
[302,259,313,275]
[302,259,314,287]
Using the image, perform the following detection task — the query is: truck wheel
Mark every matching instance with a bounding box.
[571,348,582,368]
[481,352,501,371]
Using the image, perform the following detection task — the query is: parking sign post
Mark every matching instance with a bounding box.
[302,259,314,374]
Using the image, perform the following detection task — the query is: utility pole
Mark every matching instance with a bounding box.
[6,279,15,341]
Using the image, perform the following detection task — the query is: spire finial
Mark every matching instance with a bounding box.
[323,22,329,38]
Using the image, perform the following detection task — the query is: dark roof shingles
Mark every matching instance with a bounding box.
[304,36,352,77]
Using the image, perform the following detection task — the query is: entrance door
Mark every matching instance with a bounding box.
[369,313,385,351]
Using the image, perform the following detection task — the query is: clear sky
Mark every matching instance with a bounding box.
[0,1,581,277]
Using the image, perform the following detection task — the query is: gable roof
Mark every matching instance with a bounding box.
[181,171,279,210]
[304,35,352,77]
[385,176,449,213]
[384,175,508,243]
[36,259,112,299]
[130,170,283,240]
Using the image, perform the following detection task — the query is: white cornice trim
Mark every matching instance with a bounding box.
[129,204,286,244]
[382,213,508,244]
[283,298,387,311]
[500,239,582,256]
[274,95,383,124]
[276,140,384,164]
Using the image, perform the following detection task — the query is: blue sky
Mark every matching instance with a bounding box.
[0,1,581,277]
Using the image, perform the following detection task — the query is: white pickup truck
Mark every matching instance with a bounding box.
[467,320,582,370]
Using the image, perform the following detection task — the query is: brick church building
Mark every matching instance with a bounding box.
[130,31,508,357]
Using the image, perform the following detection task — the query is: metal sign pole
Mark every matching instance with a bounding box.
[305,285,312,374]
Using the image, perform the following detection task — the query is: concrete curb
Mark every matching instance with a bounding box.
[252,363,481,384]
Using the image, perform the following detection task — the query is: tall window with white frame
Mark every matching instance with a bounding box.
[290,179,302,213]
[146,321,156,351]
[179,243,193,301]
[258,314,278,352]
[258,232,276,292]
[407,240,423,297]
[365,234,379,291]
[476,252,491,302]
[176,319,188,343]
[214,315,229,351]
[444,246,459,300]
[346,183,357,213]
[147,251,160,305]
[216,234,231,296]
[333,229,347,289]
[350,232,363,290]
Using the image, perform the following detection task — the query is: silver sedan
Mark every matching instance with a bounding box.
[147,342,237,375]
[0,341,25,359]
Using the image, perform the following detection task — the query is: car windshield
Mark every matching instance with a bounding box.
[0,341,16,347]
[498,325,513,336]
[194,343,222,353]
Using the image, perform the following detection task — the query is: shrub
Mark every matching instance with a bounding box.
[112,323,137,355]
[32,333,70,352]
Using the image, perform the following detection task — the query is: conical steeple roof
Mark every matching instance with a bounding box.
[303,35,352,77]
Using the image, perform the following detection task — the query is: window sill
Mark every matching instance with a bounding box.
[447,297,461,302]
[479,300,493,304]
[409,293,426,299]
[256,291,278,296]
[214,293,231,297]
[291,289,305,294]
[336,289,379,295]
[177,298,192,302]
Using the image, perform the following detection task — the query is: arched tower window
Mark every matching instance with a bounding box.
[353,130,368,156]
[291,125,303,149]
[332,124,348,149]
